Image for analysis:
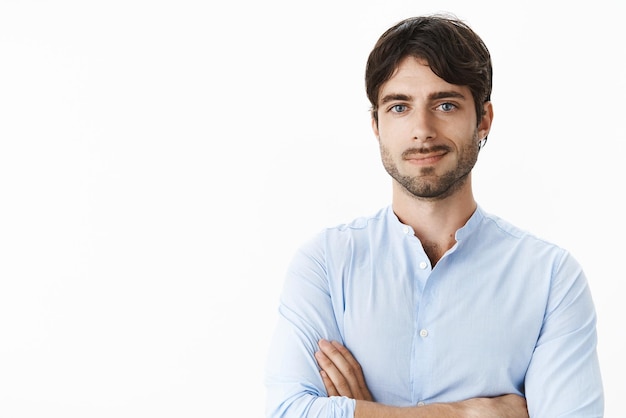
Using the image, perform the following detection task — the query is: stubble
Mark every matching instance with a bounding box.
[380,131,480,201]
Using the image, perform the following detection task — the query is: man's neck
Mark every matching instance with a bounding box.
[391,181,477,266]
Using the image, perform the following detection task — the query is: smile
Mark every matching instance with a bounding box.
[403,149,448,165]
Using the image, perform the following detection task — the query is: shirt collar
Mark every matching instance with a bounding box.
[454,205,484,242]
[385,204,484,242]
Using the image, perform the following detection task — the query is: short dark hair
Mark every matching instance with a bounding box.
[365,15,492,125]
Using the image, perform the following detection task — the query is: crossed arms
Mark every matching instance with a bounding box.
[315,339,528,418]
[266,228,604,417]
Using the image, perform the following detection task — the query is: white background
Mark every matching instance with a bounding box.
[1,0,624,416]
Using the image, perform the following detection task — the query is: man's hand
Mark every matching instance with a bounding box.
[315,339,373,401]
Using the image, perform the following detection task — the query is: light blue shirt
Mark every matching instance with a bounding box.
[265,205,603,417]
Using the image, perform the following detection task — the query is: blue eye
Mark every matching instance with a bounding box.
[439,103,456,112]
[391,104,407,113]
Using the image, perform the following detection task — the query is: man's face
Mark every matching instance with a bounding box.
[373,56,492,200]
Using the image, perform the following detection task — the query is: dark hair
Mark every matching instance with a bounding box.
[365,15,492,125]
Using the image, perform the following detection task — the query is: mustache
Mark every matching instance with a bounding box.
[401,145,451,158]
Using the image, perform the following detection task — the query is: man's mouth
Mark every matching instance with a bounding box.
[402,146,449,164]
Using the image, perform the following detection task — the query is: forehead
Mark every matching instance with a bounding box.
[378,56,470,101]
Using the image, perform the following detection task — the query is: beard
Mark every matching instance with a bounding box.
[380,131,480,200]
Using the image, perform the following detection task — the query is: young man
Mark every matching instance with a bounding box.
[265,15,604,417]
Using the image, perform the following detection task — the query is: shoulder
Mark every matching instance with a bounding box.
[478,207,562,247]
[475,207,578,271]
[295,206,392,258]
[327,206,389,234]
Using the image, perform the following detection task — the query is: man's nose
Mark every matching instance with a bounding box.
[410,108,436,142]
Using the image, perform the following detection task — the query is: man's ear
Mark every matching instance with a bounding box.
[371,117,380,141]
[477,101,494,140]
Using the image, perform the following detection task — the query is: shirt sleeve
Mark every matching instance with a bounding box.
[265,233,356,418]
[524,250,604,417]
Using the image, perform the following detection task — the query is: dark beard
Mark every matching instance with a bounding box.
[380,134,480,201]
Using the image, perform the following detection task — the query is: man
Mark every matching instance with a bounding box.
[265,15,604,417]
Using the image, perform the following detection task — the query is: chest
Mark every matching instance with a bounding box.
[333,260,545,404]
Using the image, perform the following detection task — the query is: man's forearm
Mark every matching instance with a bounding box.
[316,340,528,418]
[355,395,528,418]
[355,400,457,418]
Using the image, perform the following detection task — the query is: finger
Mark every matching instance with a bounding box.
[330,341,373,401]
[315,342,354,397]
[318,339,352,371]
[320,370,339,397]
[318,339,362,398]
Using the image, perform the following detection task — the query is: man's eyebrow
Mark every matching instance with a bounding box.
[379,91,468,105]
[428,91,467,101]
[379,93,413,105]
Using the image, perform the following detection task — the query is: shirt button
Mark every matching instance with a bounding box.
[403,226,410,234]
[417,402,425,407]
[419,329,428,338]
[419,261,428,269]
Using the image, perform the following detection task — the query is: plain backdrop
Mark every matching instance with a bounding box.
[1,0,624,416]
